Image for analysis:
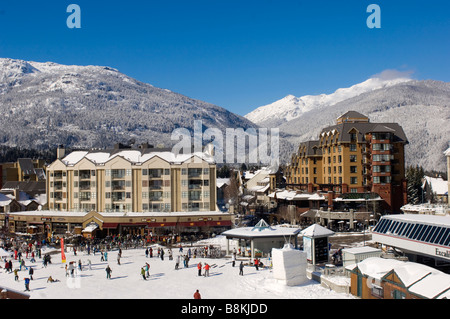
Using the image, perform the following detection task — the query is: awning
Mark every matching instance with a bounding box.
[102,223,118,229]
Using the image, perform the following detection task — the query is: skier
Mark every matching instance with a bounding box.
[254,258,259,271]
[87,259,92,270]
[14,268,19,281]
[104,251,108,261]
[197,262,202,276]
[145,248,149,258]
[145,262,150,278]
[193,289,201,299]
[141,267,147,280]
[160,248,165,261]
[232,253,236,267]
[149,247,153,258]
[105,265,112,279]
[117,253,121,265]
[239,261,244,276]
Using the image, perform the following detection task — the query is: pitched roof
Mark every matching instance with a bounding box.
[300,224,335,237]
[320,122,408,144]
[337,111,369,122]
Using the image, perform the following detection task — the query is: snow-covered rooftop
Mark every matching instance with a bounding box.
[222,220,301,239]
[300,224,335,238]
[347,257,450,299]
[423,175,448,195]
[60,149,215,166]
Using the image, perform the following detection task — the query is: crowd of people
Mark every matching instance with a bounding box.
[1,233,269,298]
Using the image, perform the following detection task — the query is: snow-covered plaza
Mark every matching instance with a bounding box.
[0,236,355,299]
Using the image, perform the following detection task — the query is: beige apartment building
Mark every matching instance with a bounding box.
[46,144,217,213]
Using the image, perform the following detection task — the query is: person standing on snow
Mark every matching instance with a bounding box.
[193,289,201,299]
[105,265,112,279]
[141,267,147,280]
[160,248,165,261]
[175,255,180,270]
[24,277,30,291]
[203,263,210,277]
[197,262,202,276]
[239,261,244,276]
[28,266,34,280]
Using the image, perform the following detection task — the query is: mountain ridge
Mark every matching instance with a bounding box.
[251,79,450,171]
[0,57,258,152]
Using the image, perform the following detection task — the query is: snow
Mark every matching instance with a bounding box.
[347,257,450,298]
[272,244,308,286]
[300,224,335,238]
[244,76,412,126]
[222,224,300,239]
[423,175,448,195]
[61,150,215,166]
[0,237,354,299]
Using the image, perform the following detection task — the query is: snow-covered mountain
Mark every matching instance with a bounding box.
[245,75,413,127]
[246,78,450,172]
[0,58,257,150]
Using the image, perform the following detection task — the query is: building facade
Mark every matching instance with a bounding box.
[46,144,217,213]
[285,111,408,213]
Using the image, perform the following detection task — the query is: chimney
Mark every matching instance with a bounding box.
[57,145,65,159]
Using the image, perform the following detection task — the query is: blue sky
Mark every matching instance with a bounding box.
[0,1,449,116]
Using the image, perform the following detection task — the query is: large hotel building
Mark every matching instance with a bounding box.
[47,143,217,213]
[285,111,408,213]
[3,143,233,238]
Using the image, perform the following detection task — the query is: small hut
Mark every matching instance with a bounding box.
[300,224,334,265]
[222,219,301,261]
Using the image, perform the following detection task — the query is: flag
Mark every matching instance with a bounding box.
[61,238,66,263]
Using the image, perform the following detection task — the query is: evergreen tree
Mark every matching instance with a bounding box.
[406,165,424,204]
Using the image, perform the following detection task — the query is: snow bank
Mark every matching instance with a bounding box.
[272,244,308,286]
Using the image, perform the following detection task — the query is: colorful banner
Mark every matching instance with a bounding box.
[61,238,66,263]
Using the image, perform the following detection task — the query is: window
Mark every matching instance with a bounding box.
[423,226,437,241]
[431,227,445,244]
[350,177,357,184]
[417,225,431,241]
[438,229,450,245]
[350,166,357,173]
[350,155,357,162]
[411,224,424,240]
[371,285,383,298]
[142,169,148,176]
[350,144,357,152]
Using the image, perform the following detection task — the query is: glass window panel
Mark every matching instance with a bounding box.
[424,226,438,242]
[399,223,410,236]
[434,227,447,244]
[411,224,423,240]
[381,220,393,233]
[438,229,450,245]
[430,227,444,243]
[396,222,406,235]
[403,224,413,237]
[417,225,430,241]
[444,232,450,246]
[374,219,386,233]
